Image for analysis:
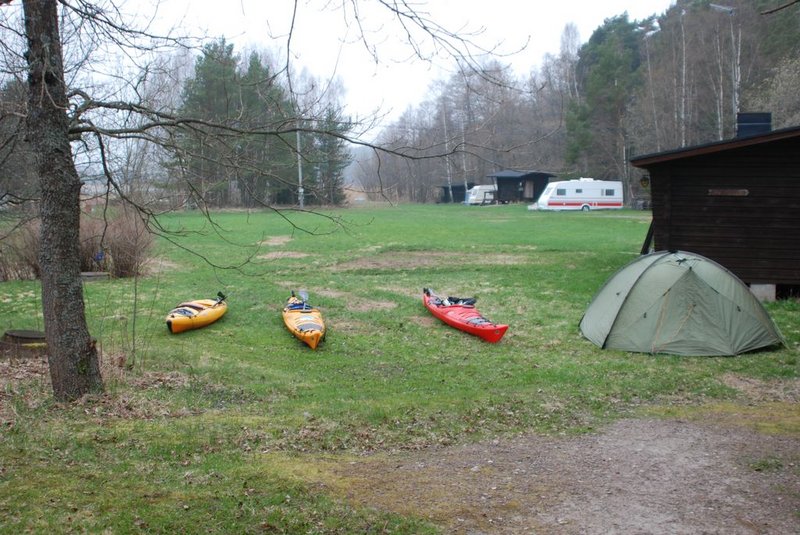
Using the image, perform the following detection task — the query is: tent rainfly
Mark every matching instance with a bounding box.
[580,250,785,356]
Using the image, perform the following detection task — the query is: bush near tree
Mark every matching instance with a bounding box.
[0,209,153,281]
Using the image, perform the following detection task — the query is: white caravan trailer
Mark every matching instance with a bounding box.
[464,184,497,205]
[532,178,623,211]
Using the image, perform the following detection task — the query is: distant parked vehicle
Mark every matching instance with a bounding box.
[464,184,497,205]
[531,178,623,211]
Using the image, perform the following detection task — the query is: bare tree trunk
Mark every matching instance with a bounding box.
[679,10,687,147]
[23,0,103,401]
[715,31,725,141]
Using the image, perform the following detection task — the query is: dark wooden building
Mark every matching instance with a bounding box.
[437,182,474,203]
[630,125,800,289]
[487,170,555,203]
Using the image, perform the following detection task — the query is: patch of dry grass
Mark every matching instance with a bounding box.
[330,251,529,272]
[258,251,311,259]
[259,236,292,246]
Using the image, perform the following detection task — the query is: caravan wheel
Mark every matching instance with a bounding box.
[581,205,591,211]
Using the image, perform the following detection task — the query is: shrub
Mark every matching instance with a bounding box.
[0,219,40,281]
[80,216,108,272]
[0,207,153,280]
[104,208,153,278]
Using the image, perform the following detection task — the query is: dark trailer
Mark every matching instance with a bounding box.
[487,170,555,203]
[630,123,800,296]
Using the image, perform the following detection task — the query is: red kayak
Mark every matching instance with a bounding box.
[422,288,508,343]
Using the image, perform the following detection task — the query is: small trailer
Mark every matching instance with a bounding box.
[464,184,497,205]
[531,178,623,211]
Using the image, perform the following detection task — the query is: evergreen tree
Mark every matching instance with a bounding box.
[236,52,296,206]
[306,108,352,205]
[178,39,242,207]
[176,43,352,207]
[566,15,642,179]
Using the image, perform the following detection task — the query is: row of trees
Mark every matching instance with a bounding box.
[175,40,351,208]
[354,0,800,203]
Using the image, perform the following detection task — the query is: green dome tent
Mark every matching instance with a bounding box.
[580,251,785,356]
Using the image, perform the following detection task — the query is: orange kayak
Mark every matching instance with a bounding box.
[166,292,227,334]
[282,291,326,349]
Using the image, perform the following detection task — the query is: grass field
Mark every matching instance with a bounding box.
[1,204,798,533]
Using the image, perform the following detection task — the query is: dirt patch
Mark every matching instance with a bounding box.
[722,374,800,403]
[258,251,310,260]
[328,320,367,334]
[332,251,527,271]
[350,298,398,312]
[142,257,180,275]
[414,314,440,327]
[316,289,349,299]
[0,354,196,423]
[125,369,191,391]
[378,285,421,300]
[0,355,50,421]
[295,288,399,312]
[330,416,799,534]
[260,236,292,246]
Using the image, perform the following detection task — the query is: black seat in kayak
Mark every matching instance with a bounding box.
[177,303,205,311]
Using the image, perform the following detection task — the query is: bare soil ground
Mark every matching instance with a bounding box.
[330,251,528,272]
[258,251,311,259]
[333,416,799,534]
[329,377,800,534]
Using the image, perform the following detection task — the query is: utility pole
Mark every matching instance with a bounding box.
[296,121,304,208]
[461,119,470,201]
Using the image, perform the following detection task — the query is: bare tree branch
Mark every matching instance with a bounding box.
[761,0,800,15]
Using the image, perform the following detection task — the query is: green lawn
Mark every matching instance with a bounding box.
[1,204,797,533]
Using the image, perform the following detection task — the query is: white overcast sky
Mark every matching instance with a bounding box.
[149,0,676,124]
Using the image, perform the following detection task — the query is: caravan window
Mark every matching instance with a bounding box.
[603,189,615,196]
[556,188,566,196]
[575,188,583,194]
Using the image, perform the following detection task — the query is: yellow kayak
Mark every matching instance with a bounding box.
[166,292,227,334]
[282,291,325,349]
